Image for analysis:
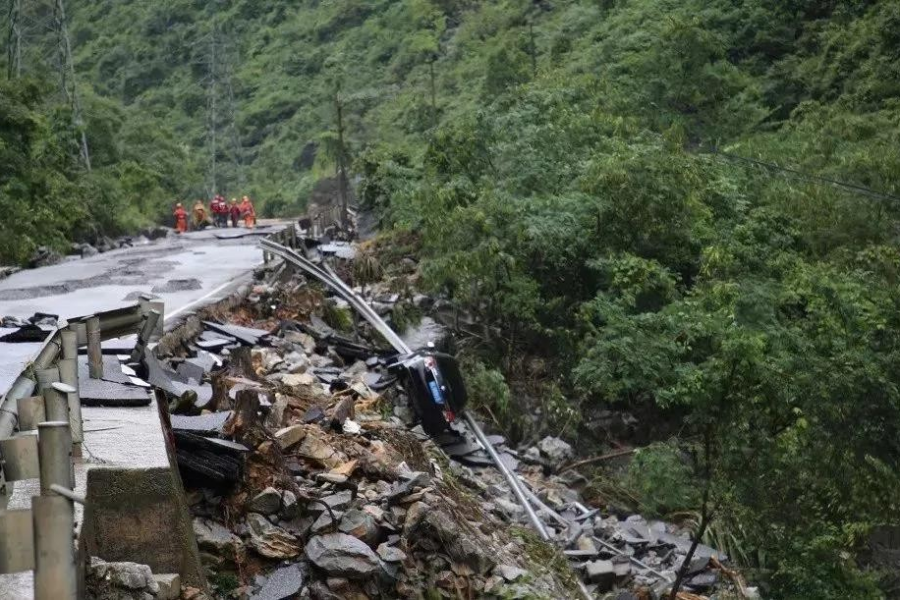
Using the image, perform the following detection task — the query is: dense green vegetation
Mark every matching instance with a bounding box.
[0,76,191,263]
[3,0,900,596]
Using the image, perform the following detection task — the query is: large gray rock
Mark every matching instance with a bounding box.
[28,246,62,268]
[247,487,283,515]
[153,574,181,600]
[376,543,407,563]
[193,518,243,555]
[339,509,380,547]
[88,558,159,593]
[246,513,301,559]
[406,507,496,574]
[536,436,574,462]
[305,533,381,579]
[251,564,304,600]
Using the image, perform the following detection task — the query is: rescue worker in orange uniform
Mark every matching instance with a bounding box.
[210,195,228,227]
[173,202,188,234]
[229,198,241,227]
[192,200,208,229]
[239,195,256,228]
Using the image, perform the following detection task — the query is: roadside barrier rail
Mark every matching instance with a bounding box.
[0,295,163,599]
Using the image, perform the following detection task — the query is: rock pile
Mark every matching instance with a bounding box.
[153,262,754,599]
[86,558,180,600]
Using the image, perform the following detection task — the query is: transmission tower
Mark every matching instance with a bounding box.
[194,21,244,197]
[4,0,91,170]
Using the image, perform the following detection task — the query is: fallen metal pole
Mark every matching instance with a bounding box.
[48,484,85,505]
[464,412,551,540]
[261,238,559,544]
[260,239,409,352]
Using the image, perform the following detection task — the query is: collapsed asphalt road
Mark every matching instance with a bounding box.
[0,224,281,396]
[0,224,283,600]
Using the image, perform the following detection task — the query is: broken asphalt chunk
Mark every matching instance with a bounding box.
[202,321,271,346]
[171,411,232,435]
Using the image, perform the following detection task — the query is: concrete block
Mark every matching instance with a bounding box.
[153,573,181,600]
[585,559,615,590]
[79,467,204,588]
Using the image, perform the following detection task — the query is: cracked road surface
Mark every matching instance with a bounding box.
[0,224,279,396]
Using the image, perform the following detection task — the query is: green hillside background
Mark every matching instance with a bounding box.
[4,2,900,597]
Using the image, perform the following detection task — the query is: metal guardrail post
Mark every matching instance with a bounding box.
[0,432,39,481]
[32,494,76,600]
[138,295,165,340]
[16,397,45,431]
[37,421,73,496]
[0,508,34,574]
[85,316,103,379]
[33,421,77,599]
[34,367,59,394]
[60,330,77,361]
[42,383,73,424]
[129,309,161,363]
[56,361,82,444]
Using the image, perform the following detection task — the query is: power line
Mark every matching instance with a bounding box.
[709,147,900,204]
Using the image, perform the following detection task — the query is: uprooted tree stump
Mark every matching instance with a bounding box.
[224,388,265,446]
[210,370,232,412]
[228,346,259,380]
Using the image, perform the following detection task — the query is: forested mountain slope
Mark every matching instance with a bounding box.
[4,2,900,596]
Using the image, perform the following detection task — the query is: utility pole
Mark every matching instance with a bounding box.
[205,30,218,196]
[6,0,21,79]
[222,53,245,189]
[335,87,349,231]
